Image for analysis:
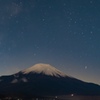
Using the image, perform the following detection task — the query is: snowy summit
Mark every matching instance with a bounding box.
[22,63,67,77]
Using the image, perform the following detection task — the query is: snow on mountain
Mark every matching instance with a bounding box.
[21,63,67,77]
[11,79,18,83]
[21,77,28,82]
[11,78,28,83]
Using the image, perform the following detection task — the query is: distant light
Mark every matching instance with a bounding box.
[71,94,74,97]
[55,96,57,98]
[36,98,38,100]
[85,66,88,69]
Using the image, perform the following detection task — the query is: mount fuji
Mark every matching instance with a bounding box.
[0,63,100,97]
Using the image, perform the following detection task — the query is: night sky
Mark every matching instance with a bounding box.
[0,0,100,84]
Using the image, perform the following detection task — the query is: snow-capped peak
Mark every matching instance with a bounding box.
[22,63,67,77]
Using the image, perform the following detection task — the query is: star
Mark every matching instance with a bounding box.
[85,66,88,69]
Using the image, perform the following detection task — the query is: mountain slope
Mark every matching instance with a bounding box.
[0,63,100,97]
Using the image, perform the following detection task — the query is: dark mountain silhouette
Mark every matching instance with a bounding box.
[0,63,100,97]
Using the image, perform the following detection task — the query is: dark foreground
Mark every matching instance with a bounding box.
[1,96,100,100]
[57,96,100,100]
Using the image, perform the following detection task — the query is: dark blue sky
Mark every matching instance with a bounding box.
[0,0,100,84]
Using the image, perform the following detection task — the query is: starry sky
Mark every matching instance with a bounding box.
[0,0,100,84]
